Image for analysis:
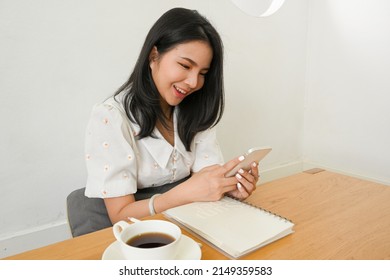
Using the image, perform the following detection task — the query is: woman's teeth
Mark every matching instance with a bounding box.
[174,85,187,95]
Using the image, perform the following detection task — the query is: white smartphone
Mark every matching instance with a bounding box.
[225,146,272,177]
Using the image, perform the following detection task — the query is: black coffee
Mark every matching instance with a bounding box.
[126,232,175,248]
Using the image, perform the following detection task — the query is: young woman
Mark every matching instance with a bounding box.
[85,8,258,224]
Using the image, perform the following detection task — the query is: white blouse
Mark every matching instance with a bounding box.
[84,96,224,198]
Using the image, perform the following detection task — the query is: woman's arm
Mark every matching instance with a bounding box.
[104,195,149,224]
[103,156,243,223]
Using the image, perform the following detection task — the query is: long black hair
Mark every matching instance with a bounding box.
[114,7,224,151]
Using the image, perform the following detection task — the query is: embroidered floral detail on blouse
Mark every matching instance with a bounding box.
[103,118,109,125]
[104,165,109,171]
[85,154,91,160]
[102,142,109,148]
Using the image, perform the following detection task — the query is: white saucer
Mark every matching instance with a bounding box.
[102,235,201,260]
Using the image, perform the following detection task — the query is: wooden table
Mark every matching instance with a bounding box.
[4,170,390,260]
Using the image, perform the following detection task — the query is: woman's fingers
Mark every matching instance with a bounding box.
[221,155,244,176]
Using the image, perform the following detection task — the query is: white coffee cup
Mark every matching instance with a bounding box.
[112,219,182,260]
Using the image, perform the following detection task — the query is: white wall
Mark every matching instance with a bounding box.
[10,0,390,259]
[303,0,390,184]
[214,0,308,171]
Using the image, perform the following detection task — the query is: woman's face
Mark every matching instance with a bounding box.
[149,40,213,109]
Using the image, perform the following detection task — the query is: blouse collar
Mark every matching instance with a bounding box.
[133,107,191,168]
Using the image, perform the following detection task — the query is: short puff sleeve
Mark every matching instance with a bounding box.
[84,103,137,198]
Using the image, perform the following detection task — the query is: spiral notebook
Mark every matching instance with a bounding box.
[164,196,294,259]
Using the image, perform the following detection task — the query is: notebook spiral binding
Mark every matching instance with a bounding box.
[226,195,293,223]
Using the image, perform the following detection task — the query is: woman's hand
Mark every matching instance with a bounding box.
[227,162,259,200]
[186,157,245,202]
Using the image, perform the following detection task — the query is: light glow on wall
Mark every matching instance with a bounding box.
[231,0,285,17]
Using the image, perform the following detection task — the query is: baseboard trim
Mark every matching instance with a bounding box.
[0,220,72,259]
[259,161,303,184]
